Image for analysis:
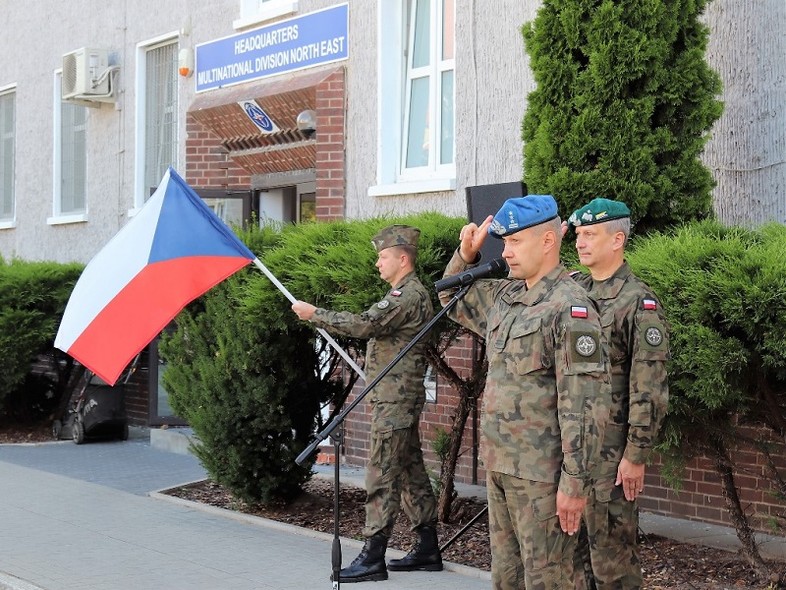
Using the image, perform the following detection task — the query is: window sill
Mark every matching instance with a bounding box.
[47,213,88,225]
[368,177,456,197]
[233,1,299,30]
[0,220,15,230]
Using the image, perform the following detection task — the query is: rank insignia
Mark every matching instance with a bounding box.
[571,305,589,318]
[377,300,390,309]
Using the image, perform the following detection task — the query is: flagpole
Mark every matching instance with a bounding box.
[252,258,366,381]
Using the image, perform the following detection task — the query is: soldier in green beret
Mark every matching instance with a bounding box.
[439,195,612,589]
[566,198,670,590]
[292,224,441,583]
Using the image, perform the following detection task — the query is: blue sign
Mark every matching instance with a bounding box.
[196,3,348,92]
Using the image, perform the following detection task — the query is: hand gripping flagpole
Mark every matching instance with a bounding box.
[252,258,366,381]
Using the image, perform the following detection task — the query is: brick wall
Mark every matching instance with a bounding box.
[314,69,346,220]
[640,426,786,535]
[185,115,252,189]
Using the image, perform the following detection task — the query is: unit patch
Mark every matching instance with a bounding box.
[377,300,390,309]
[645,327,663,347]
[575,334,598,357]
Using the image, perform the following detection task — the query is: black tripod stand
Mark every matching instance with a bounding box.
[295,284,471,589]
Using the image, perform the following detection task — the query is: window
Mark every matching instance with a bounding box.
[135,37,179,207]
[372,0,455,197]
[51,73,87,223]
[234,0,298,29]
[0,88,15,224]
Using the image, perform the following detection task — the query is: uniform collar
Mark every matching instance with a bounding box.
[591,261,632,299]
[521,264,566,306]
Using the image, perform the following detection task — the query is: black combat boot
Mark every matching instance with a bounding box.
[387,524,443,572]
[334,532,389,583]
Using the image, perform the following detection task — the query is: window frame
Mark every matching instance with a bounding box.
[370,0,456,198]
[132,33,180,213]
[233,0,299,30]
[0,85,16,228]
[50,71,88,225]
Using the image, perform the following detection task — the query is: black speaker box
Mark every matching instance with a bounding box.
[465,181,526,261]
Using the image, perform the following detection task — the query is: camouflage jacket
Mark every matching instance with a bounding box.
[572,262,669,467]
[310,271,433,431]
[440,251,611,498]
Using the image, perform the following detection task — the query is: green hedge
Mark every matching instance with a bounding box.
[0,259,83,418]
[626,220,786,483]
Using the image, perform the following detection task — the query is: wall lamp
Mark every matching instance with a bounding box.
[296,109,317,138]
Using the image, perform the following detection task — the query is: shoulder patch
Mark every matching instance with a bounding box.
[571,305,589,318]
[642,298,657,311]
[390,290,402,297]
[377,300,390,309]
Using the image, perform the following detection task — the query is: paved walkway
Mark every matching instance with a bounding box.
[1,429,784,589]
[0,431,489,590]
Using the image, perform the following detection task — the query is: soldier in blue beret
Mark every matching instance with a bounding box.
[292,225,441,583]
[566,197,669,590]
[439,195,612,589]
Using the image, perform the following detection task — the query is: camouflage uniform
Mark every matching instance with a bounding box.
[572,262,669,590]
[310,270,438,538]
[440,251,611,590]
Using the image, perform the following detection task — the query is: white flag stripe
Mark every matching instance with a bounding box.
[54,172,169,350]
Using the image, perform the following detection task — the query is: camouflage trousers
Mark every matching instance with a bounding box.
[362,422,437,538]
[487,471,577,590]
[574,485,642,590]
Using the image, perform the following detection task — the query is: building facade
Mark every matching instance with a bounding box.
[1,0,785,534]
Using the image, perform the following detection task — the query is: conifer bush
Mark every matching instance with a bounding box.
[522,0,723,232]
[626,220,786,561]
[0,260,83,417]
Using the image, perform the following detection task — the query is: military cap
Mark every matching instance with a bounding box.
[488,195,559,238]
[371,224,420,252]
[568,197,630,227]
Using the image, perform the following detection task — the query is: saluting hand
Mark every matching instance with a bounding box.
[459,215,493,263]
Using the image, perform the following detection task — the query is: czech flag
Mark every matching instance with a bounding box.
[55,167,256,385]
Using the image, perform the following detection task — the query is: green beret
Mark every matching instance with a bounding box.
[568,198,630,227]
[371,224,420,252]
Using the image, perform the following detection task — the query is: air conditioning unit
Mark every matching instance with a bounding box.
[62,48,115,101]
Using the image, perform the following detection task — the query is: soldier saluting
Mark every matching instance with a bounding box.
[439,195,611,589]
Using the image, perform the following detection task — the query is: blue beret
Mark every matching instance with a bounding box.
[488,195,559,238]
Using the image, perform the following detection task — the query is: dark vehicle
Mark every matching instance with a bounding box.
[52,358,137,444]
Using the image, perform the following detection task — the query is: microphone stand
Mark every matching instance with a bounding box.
[295,284,472,589]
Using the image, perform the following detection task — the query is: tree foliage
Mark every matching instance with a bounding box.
[627,220,786,571]
[522,0,723,233]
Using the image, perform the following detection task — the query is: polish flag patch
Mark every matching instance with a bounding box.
[390,290,402,297]
[642,299,657,310]
[571,305,589,318]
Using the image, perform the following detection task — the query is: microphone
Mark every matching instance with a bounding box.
[434,257,508,292]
